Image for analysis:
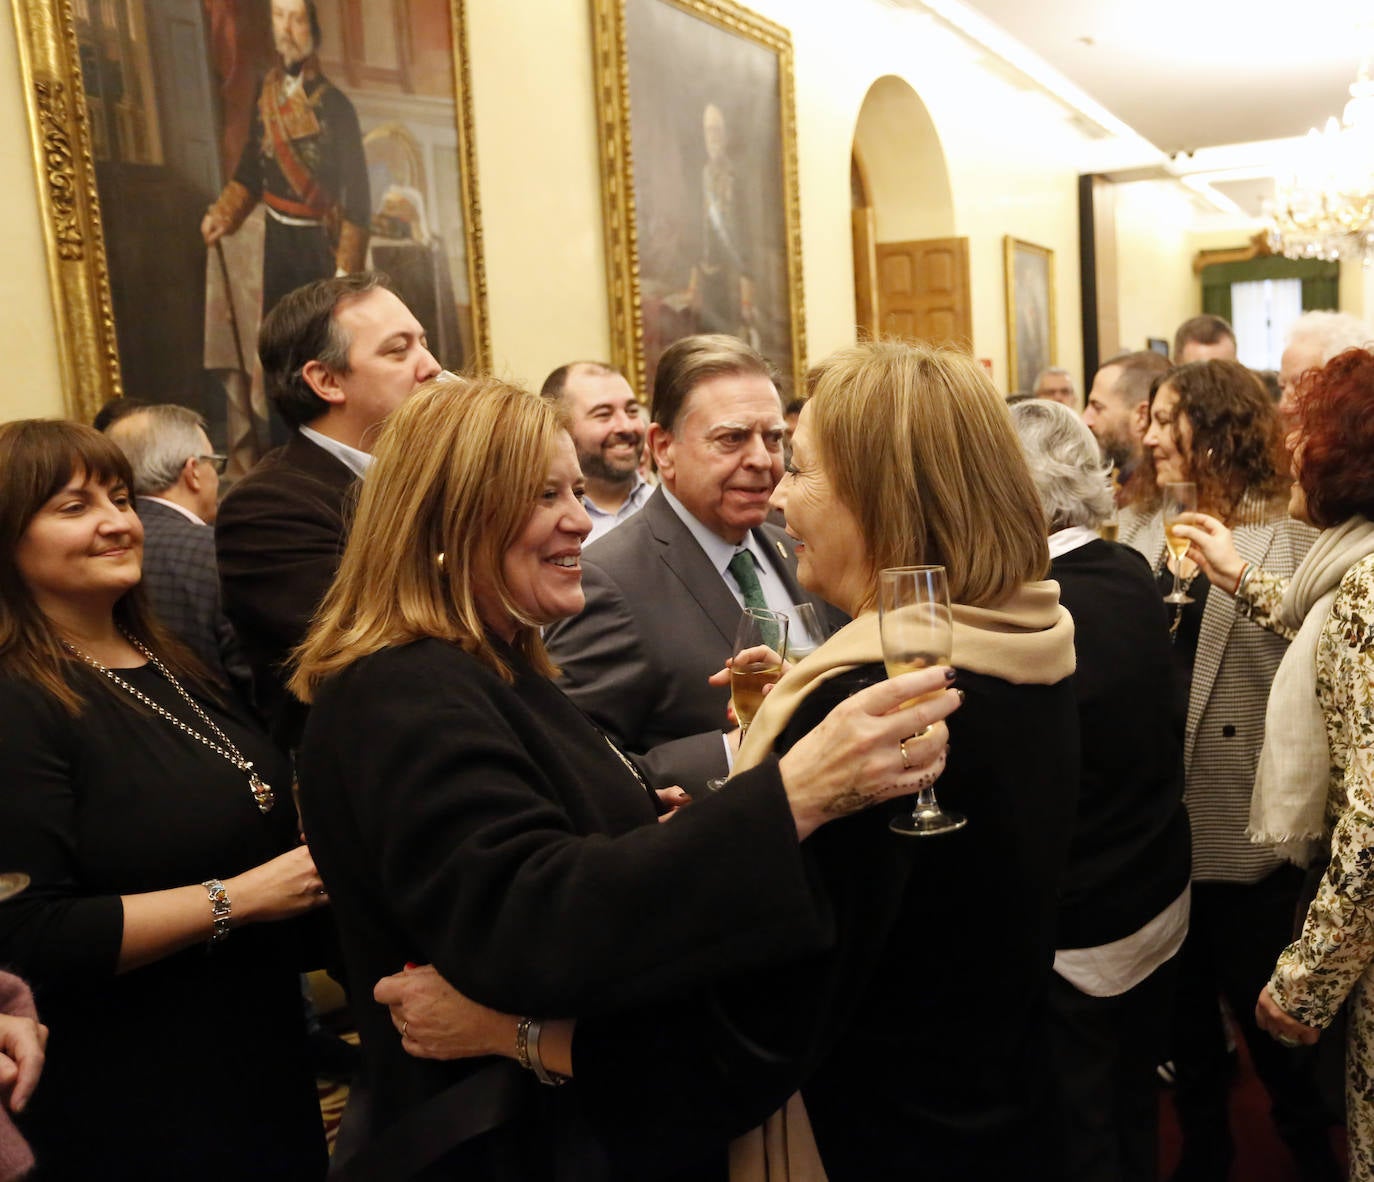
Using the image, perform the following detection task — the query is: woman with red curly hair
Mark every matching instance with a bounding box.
[1179,346,1374,1174]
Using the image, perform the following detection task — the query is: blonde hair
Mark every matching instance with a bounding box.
[806,340,1048,608]
[290,377,568,700]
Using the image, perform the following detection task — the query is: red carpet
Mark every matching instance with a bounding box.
[1157,1040,1348,1180]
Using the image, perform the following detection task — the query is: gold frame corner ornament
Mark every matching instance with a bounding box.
[10,0,489,423]
[590,0,806,400]
[1003,235,1057,396]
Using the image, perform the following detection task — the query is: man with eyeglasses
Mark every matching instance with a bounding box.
[545,333,834,792]
[105,404,250,701]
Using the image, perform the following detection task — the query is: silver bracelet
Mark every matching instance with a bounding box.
[525,1017,568,1087]
[202,879,232,945]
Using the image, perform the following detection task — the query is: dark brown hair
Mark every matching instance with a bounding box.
[0,420,212,713]
[258,271,392,429]
[1173,314,1235,360]
[651,334,775,432]
[1149,360,1286,519]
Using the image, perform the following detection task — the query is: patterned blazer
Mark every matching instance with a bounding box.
[1123,505,1317,882]
[137,499,252,702]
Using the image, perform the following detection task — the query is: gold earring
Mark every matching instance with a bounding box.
[436,552,446,571]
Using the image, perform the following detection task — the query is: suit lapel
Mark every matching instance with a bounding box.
[643,492,743,645]
[1183,518,1278,767]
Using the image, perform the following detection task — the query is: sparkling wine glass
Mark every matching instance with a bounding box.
[730,607,789,738]
[782,602,827,663]
[879,566,965,837]
[1162,482,1197,605]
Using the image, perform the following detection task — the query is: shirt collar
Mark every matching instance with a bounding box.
[660,485,761,577]
[1048,524,1101,558]
[139,495,206,527]
[300,425,373,479]
[584,473,651,520]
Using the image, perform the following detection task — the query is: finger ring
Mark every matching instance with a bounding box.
[401,1020,409,1039]
[900,738,913,771]
[1277,1033,1300,1048]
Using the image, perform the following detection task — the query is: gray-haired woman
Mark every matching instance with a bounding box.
[1012,400,1191,1182]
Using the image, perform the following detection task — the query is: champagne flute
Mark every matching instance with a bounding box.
[783,602,827,663]
[730,607,789,738]
[878,566,965,837]
[1162,481,1197,604]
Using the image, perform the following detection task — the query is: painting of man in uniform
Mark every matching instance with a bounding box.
[76,0,476,474]
[625,0,793,391]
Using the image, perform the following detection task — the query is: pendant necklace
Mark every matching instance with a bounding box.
[62,633,275,813]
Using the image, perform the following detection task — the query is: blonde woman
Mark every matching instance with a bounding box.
[290,376,957,1179]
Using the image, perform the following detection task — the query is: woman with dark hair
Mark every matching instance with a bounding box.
[1176,348,1374,1176]
[1121,360,1330,1179]
[0,420,330,1180]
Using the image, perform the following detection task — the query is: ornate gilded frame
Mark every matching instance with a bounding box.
[591,0,806,397]
[1003,235,1057,397]
[10,0,489,424]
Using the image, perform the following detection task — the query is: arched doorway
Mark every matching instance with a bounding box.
[851,76,969,348]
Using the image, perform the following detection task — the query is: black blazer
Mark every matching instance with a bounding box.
[215,432,356,747]
[1051,539,1190,949]
[545,488,837,791]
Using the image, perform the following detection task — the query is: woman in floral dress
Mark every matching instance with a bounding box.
[1177,347,1374,1176]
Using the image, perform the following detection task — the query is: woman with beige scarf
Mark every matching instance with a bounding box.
[1174,347,1374,1178]
[376,343,1076,1180]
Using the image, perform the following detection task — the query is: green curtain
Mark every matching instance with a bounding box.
[1200,256,1340,319]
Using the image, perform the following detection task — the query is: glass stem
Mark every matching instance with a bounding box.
[913,786,938,814]
[1172,561,1182,601]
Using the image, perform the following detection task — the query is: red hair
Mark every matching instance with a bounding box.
[1295,348,1374,527]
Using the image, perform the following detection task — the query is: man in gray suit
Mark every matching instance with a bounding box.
[106,404,251,700]
[545,334,831,792]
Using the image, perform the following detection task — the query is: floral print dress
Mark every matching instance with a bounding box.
[1240,553,1374,1175]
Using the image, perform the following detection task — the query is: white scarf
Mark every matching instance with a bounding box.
[1248,515,1374,863]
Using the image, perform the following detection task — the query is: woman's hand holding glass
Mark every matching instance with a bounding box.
[1167,511,1246,593]
[778,665,959,841]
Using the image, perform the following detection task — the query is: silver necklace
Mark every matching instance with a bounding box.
[62,634,275,814]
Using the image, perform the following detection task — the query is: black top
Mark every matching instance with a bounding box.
[580,661,1082,1181]
[0,664,325,1181]
[297,638,834,1180]
[1054,541,1190,948]
[798,665,1081,1180]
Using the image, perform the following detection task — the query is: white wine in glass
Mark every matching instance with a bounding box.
[1162,481,1197,605]
[782,602,827,663]
[878,566,965,836]
[730,608,789,736]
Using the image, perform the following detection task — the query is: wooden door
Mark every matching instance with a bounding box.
[875,238,972,349]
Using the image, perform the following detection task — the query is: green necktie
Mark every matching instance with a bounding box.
[728,549,768,612]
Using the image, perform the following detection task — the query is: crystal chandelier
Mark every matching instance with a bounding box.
[1268,47,1374,265]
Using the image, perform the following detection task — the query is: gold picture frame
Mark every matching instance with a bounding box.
[1004,236,1056,397]
[10,0,488,451]
[591,0,806,398]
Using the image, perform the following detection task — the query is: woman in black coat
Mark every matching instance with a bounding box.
[290,375,958,1180]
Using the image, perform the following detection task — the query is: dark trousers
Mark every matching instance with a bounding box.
[1049,951,1179,1182]
[1170,866,1340,1180]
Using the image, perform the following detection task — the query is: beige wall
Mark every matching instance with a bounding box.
[1,0,1115,418]
[1112,180,1196,355]
[0,8,64,420]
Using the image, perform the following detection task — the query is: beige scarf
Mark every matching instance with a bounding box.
[1248,515,1374,864]
[727,580,1075,1182]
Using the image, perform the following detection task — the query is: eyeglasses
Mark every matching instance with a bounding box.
[198,454,229,475]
